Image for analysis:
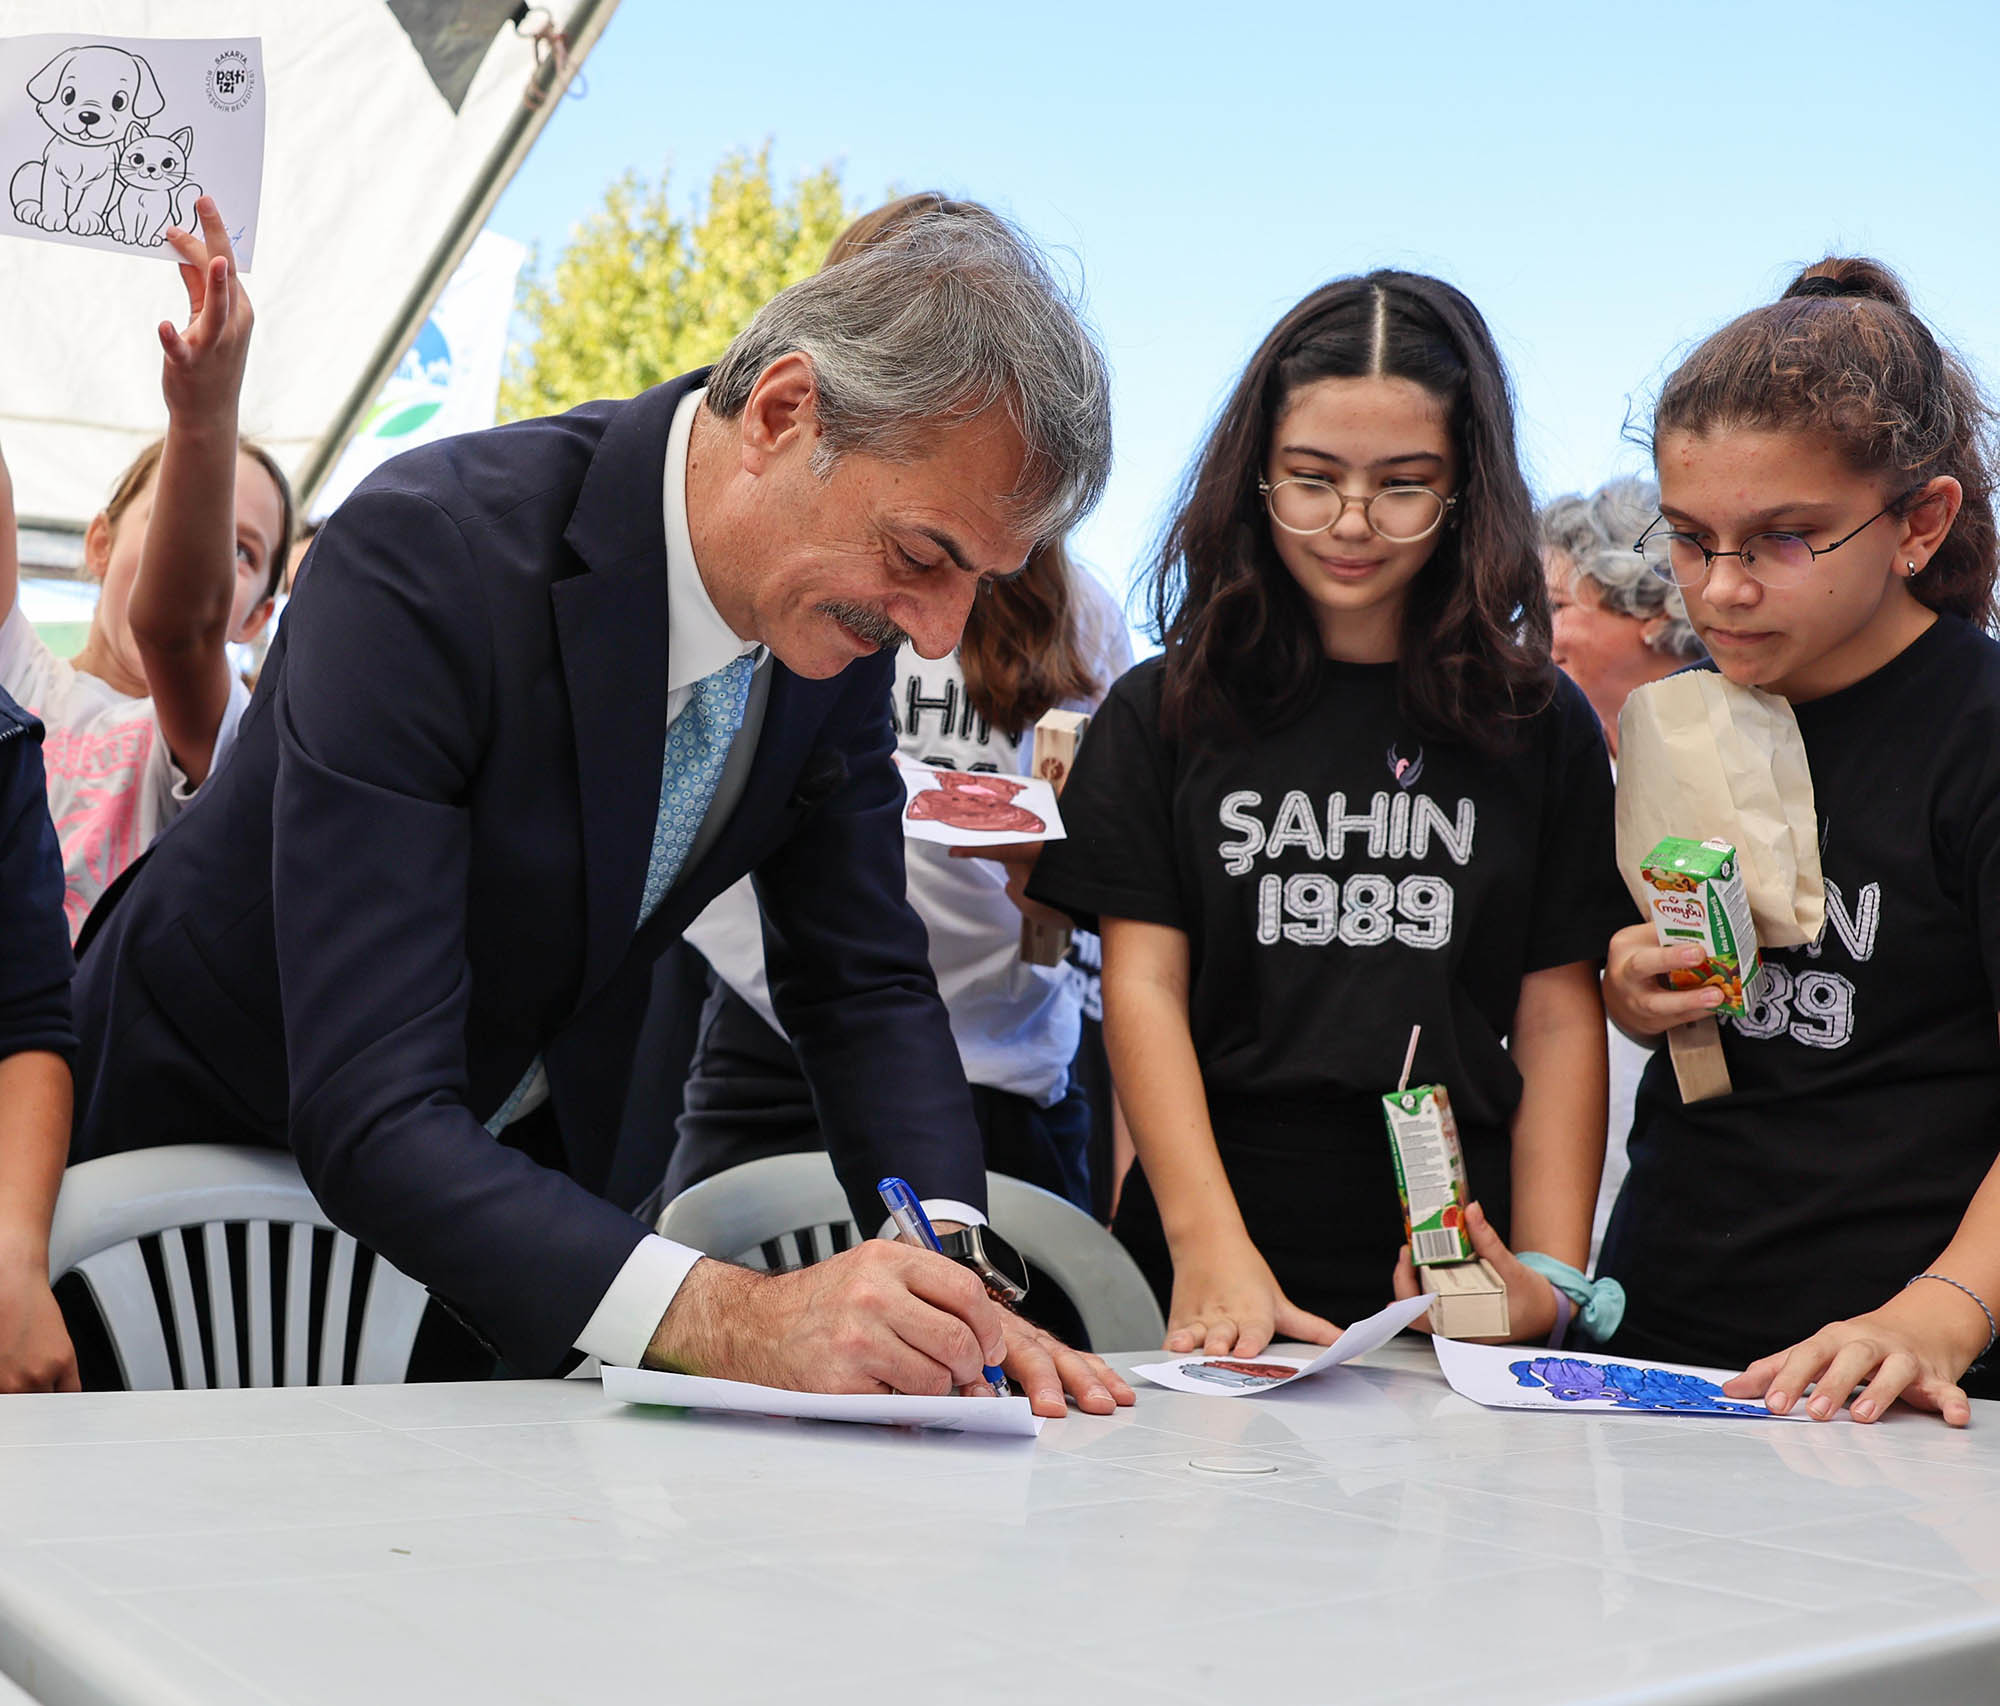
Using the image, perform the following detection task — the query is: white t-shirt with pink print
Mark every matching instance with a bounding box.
[0,601,248,941]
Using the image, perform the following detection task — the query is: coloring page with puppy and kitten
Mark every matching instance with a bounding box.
[1,34,264,267]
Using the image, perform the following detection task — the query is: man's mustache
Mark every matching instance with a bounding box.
[817,600,911,652]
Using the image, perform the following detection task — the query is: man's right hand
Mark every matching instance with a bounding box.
[641,1241,1009,1395]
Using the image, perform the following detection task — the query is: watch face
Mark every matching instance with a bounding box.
[975,1229,1030,1302]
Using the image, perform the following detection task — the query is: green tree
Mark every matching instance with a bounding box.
[500,146,853,420]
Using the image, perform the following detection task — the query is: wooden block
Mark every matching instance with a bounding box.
[1028,709,1090,789]
[1020,709,1091,967]
[1019,917,1072,967]
[1668,1016,1733,1102]
[1420,1257,1510,1340]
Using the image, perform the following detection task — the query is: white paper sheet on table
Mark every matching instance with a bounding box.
[895,755,1067,848]
[1432,1336,1810,1420]
[1132,1294,1433,1396]
[2,35,266,268]
[602,1364,1045,1436]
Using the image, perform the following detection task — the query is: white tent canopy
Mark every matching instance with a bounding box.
[1,0,615,540]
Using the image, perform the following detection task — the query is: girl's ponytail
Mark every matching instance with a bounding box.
[1656,255,1998,628]
[1781,256,1912,310]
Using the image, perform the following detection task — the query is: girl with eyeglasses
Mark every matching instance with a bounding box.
[1029,275,1631,1356]
[1600,256,2000,1424]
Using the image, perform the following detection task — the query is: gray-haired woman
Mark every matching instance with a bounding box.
[1541,477,1707,1264]
[1541,476,1705,758]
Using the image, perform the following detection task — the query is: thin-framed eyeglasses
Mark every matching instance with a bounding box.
[1633,498,1911,591]
[1259,477,1458,544]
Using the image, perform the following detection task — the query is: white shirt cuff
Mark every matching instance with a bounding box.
[575,1234,708,1366]
[874,1198,988,1241]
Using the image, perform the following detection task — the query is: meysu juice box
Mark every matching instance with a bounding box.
[1382,1084,1473,1267]
[1640,836,1762,1017]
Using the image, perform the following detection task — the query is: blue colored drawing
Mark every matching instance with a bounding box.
[1509,1356,1770,1415]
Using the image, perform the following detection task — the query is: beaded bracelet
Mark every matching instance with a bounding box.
[1906,1272,2000,1362]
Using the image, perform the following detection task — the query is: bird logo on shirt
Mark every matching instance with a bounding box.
[1387,744,1425,790]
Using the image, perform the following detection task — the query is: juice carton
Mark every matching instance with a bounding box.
[1382,1084,1472,1267]
[1640,836,1762,1017]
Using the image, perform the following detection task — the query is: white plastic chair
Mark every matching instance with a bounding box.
[47,1144,428,1390]
[656,1152,1167,1353]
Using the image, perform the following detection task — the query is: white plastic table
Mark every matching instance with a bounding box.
[0,1341,1995,1706]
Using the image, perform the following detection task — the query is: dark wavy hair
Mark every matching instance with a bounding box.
[1147,271,1551,749]
[958,536,1100,731]
[1653,255,1998,629]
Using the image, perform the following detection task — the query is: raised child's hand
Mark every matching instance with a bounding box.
[1165,1234,1338,1357]
[1602,921,1726,1039]
[157,196,252,426]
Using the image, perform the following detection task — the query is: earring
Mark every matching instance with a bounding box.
[1908,560,1920,575]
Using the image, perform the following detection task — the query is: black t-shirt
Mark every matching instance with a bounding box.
[1604,616,2000,1389]
[1029,656,1627,1319]
[0,688,74,1064]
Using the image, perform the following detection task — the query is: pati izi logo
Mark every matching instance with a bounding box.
[358,318,452,441]
[205,49,253,112]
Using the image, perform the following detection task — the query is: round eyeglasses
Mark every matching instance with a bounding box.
[1259,477,1457,544]
[1633,501,1905,591]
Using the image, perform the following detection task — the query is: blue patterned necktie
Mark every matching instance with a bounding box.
[486,653,755,1134]
[636,652,755,926]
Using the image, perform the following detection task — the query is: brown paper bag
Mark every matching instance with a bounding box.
[1617,674,1823,945]
[1615,674,1824,1101]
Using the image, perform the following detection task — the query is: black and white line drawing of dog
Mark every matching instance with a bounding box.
[9,44,165,236]
[107,122,199,247]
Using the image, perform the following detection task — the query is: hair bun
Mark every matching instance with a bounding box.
[1782,256,1911,311]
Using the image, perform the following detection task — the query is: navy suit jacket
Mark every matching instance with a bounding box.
[71,371,986,1372]
[0,688,73,1066]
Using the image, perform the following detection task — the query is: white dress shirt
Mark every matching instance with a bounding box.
[573,389,979,1369]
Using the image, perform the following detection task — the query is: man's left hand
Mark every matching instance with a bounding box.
[989,1311,1134,1417]
[915,1221,1134,1415]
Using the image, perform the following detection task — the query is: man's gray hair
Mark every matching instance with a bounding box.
[1540,475,1704,661]
[706,208,1112,542]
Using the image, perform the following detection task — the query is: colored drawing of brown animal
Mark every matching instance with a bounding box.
[905,770,1047,836]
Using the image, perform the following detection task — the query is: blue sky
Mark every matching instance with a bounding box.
[489,0,2000,623]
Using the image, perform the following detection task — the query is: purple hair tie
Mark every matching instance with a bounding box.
[1548,1284,1575,1350]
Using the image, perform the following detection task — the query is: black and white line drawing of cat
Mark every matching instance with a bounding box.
[106,122,200,248]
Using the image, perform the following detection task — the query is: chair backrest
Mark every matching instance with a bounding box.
[655,1152,1166,1353]
[47,1144,427,1390]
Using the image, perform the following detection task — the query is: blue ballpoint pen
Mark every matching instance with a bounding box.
[877,1176,1009,1397]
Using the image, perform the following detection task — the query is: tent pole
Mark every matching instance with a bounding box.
[294,0,621,512]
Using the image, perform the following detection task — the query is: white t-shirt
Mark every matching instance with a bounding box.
[0,600,249,939]
[684,568,1135,1106]
[1590,749,1645,1270]
[1591,1026,1647,1269]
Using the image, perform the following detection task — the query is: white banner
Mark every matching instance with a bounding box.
[312,228,527,518]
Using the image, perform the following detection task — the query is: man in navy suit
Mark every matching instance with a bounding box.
[69,212,1131,1414]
